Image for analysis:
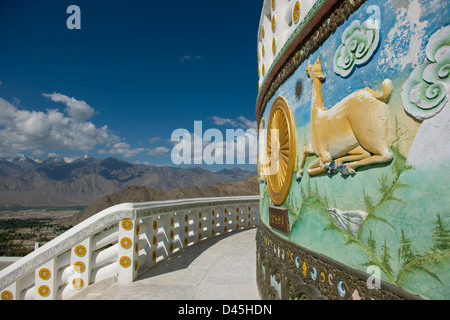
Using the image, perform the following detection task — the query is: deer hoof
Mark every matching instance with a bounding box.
[324,161,339,174]
[340,164,355,176]
[296,171,302,182]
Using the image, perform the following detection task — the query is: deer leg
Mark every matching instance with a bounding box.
[297,143,315,175]
[306,157,327,176]
[345,147,393,173]
[334,146,371,167]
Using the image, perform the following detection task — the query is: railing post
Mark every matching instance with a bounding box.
[34,259,57,300]
[118,218,138,282]
[69,237,92,294]
[0,282,16,301]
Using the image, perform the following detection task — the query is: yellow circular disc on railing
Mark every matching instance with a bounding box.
[184,214,189,222]
[271,15,276,32]
[38,285,50,297]
[170,230,174,239]
[120,256,131,268]
[152,235,157,246]
[121,219,133,231]
[72,278,84,290]
[293,1,301,24]
[184,226,189,233]
[1,290,13,300]
[136,225,140,235]
[39,268,51,280]
[121,237,132,249]
[153,220,158,230]
[152,251,157,261]
[134,261,139,272]
[266,96,297,206]
[261,26,265,39]
[74,261,86,273]
[169,243,174,252]
[135,243,139,254]
[272,37,276,55]
[170,217,174,226]
[74,245,86,257]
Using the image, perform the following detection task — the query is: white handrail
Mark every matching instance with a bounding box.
[0,196,259,300]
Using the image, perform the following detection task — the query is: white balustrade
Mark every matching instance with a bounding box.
[257,0,320,89]
[0,196,259,300]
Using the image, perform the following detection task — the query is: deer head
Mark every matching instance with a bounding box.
[306,56,326,82]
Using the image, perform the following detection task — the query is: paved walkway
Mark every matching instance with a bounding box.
[78,228,260,300]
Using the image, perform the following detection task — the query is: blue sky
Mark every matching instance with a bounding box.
[0,0,263,170]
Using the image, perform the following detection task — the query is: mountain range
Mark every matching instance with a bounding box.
[63,176,259,226]
[0,155,257,207]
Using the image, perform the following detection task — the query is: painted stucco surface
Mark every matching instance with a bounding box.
[260,0,449,299]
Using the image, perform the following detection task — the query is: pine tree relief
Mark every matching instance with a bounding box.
[433,213,450,251]
[398,229,417,268]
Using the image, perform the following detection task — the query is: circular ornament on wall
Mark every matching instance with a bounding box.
[38,285,50,297]
[74,245,86,257]
[74,261,86,273]
[266,96,297,206]
[72,278,84,290]
[120,256,131,268]
[121,219,133,231]
[293,1,301,24]
[1,290,13,300]
[39,268,51,280]
[121,237,132,249]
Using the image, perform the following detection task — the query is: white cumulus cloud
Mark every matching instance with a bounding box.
[0,96,119,157]
[147,146,170,156]
[97,142,146,159]
[210,116,257,130]
[43,92,96,123]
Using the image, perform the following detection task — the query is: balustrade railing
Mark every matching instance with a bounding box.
[0,196,259,300]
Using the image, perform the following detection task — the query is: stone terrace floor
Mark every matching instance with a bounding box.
[72,228,260,300]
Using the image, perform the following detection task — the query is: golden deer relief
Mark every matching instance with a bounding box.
[297,56,394,181]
